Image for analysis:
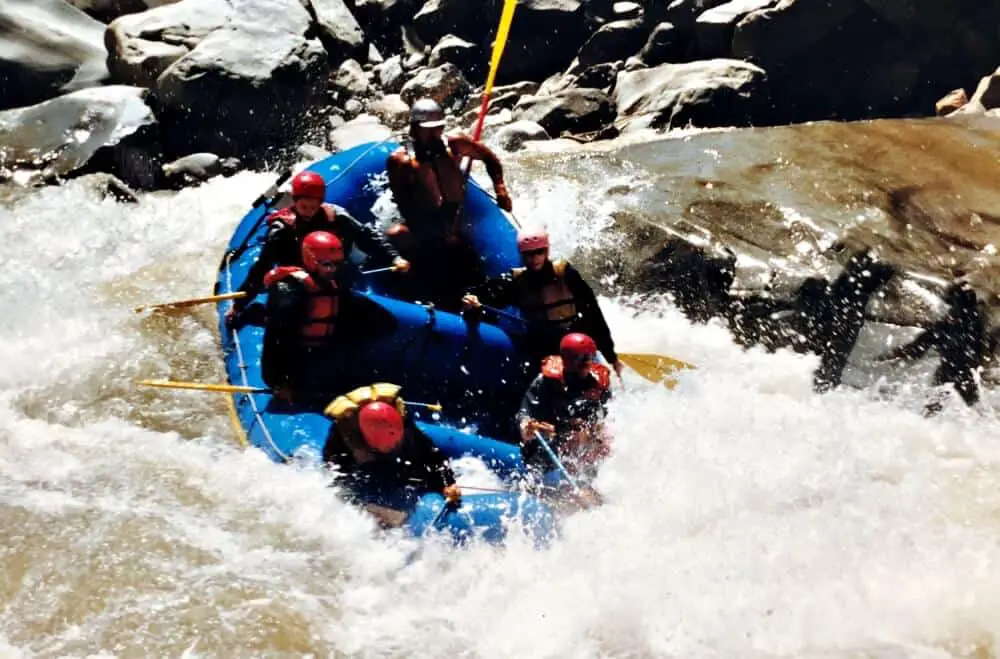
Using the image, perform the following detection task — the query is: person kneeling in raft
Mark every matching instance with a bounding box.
[322,383,461,528]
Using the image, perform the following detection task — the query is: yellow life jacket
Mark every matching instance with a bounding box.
[324,382,407,421]
[511,259,577,327]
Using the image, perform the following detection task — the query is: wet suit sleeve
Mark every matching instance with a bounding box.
[407,423,456,490]
[331,205,400,264]
[875,325,939,363]
[261,280,308,389]
[234,222,286,312]
[516,375,553,429]
[565,265,618,363]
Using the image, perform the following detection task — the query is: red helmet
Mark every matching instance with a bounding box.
[291,171,326,199]
[301,231,344,272]
[559,333,597,362]
[358,401,405,452]
[517,229,549,253]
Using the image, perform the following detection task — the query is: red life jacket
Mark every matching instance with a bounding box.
[540,355,611,401]
[264,266,339,344]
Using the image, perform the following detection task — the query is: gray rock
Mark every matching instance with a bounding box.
[659,0,728,27]
[0,0,109,109]
[367,44,385,64]
[162,152,221,183]
[329,114,392,152]
[694,0,779,58]
[0,86,157,186]
[429,35,482,77]
[612,1,643,19]
[78,172,141,204]
[376,55,406,93]
[634,22,685,67]
[331,59,371,100]
[614,58,768,131]
[400,63,471,110]
[368,94,411,129]
[305,0,366,62]
[575,18,651,68]
[106,0,229,87]
[513,88,616,135]
[147,0,329,159]
[495,120,550,151]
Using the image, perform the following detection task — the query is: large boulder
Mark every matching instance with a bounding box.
[0,86,158,188]
[574,18,651,69]
[144,0,329,160]
[613,59,768,131]
[66,0,179,22]
[0,0,109,110]
[693,0,779,58]
[106,0,230,87]
[628,22,685,68]
[429,35,483,79]
[352,0,423,55]
[399,63,471,110]
[305,0,367,62]
[650,0,728,28]
[513,88,616,135]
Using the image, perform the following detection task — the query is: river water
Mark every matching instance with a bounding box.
[2,117,1000,658]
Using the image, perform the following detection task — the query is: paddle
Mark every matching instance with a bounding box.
[133,291,247,314]
[135,379,444,411]
[535,430,582,495]
[617,352,696,388]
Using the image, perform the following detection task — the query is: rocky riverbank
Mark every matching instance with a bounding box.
[6,0,1000,192]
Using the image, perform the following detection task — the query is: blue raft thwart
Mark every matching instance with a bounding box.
[214,141,561,546]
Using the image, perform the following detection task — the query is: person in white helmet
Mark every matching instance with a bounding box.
[385,98,513,310]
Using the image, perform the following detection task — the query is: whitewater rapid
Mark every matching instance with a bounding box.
[2,162,1000,658]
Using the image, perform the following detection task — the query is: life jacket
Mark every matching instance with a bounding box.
[264,266,339,344]
[323,382,407,421]
[512,259,578,328]
[540,355,611,401]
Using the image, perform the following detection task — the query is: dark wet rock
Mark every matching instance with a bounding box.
[513,88,616,136]
[652,0,728,28]
[694,0,778,59]
[376,55,406,93]
[352,0,423,55]
[400,63,471,111]
[429,35,483,79]
[0,86,159,189]
[66,0,176,23]
[305,0,367,62]
[627,22,685,69]
[330,59,371,101]
[574,62,623,91]
[614,59,768,131]
[146,0,328,162]
[0,0,109,110]
[574,18,651,69]
[495,120,551,151]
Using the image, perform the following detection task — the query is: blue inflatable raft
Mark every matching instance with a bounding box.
[214,141,558,547]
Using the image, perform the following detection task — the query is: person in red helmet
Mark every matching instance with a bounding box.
[516,332,613,484]
[383,98,512,310]
[261,231,350,401]
[462,228,622,375]
[322,383,460,524]
[227,170,408,325]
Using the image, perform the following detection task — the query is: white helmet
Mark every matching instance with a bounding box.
[411,98,446,128]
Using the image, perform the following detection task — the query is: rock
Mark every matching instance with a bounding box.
[400,63,471,110]
[614,59,768,131]
[352,0,423,55]
[404,52,428,71]
[936,88,968,116]
[412,0,494,46]
[331,59,371,100]
[495,120,550,151]
[160,152,241,187]
[343,98,365,118]
[576,62,623,90]
[612,1,643,19]
[329,114,392,152]
[633,22,685,67]
[513,88,616,135]
[0,86,158,188]
[376,56,406,93]
[78,173,140,204]
[429,35,482,78]
[694,0,779,58]
[732,0,862,68]
[146,0,329,161]
[305,0,366,62]
[969,67,1000,111]
[657,0,728,28]
[0,0,109,110]
[575,18,651,68]
[367,44,385,65]
[106,0,229,87]
[67,0,179,22]
[369,94,411,129]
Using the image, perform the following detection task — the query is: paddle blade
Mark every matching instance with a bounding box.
[618,352,696,388]
[133,291,246,313]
